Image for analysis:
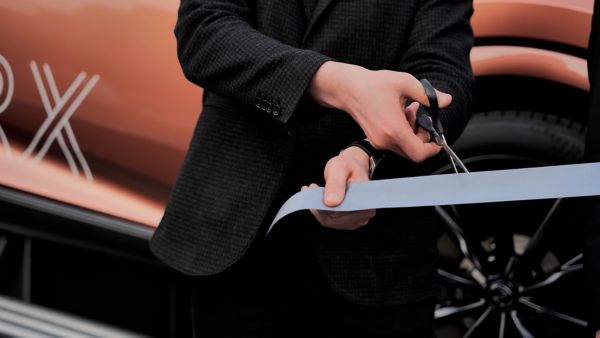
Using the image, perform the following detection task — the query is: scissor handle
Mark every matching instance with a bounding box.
[420,78,444,134]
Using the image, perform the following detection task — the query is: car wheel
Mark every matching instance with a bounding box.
[433,110,587,338]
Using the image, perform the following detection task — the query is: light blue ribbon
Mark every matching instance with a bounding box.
[268,163,600,234]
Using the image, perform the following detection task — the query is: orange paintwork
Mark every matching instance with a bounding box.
[472,46,589,90]
[0,0,594,228]
[0,1,200,226]
[474,0,593,49]
[0,143,164,226]
[0,0,201,185]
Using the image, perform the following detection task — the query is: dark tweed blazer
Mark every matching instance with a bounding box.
[151,0,474,305]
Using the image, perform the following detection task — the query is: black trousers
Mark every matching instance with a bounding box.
[189,212,436,338]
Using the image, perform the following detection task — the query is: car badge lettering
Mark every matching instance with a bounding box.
[0,54,14,159]
[0,54,99,181]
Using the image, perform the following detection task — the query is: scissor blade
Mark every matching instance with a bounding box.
[448,151,459,174]
[442,143,470,173]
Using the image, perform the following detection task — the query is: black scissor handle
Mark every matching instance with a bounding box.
[416,111,438,137]
[420,78,444,135]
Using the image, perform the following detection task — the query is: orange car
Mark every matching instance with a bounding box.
[0,0,593,337]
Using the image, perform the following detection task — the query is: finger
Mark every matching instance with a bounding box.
[323,160,351,207]
[322,209,375,221]
[322,211,376,229]
[396,74,453,109]
[309,208,325,225]
[355,215,374,227]
[317,211,375,230]
[309,183,319,188]
[434,88,452,108]
[395,133,442,162]
[416,127,431,143]
[342,209,376,221]
[405,102,420,132]
[311,209,342,229]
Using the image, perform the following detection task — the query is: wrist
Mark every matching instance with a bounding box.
[340,145,370,167]
[342,139,386,179]
[309,61,367,112]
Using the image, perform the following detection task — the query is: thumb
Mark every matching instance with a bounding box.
[397,73,452,109]
[323,160,351,207]
[435,89,452,109]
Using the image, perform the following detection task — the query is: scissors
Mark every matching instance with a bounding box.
[416,79,469,174]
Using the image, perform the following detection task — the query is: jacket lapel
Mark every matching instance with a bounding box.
[302,0,334,45]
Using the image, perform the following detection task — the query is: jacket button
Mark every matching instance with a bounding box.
[272,104,281,117]
[255,96,262,109]
[264,101,273,114]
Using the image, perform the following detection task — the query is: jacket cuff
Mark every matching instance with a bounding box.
[253,50,333,125]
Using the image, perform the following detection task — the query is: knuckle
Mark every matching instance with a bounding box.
[336,156,351,169]
[376,69,393,78]
[369,137,385,150]
[326,156,341,168]
[379,132,396,148]
[381,126,395,138]
[395,71,408,82]
[355,172,370,181]
[409,152,427,163]
[325,157,344,176]
[320,218,334,227]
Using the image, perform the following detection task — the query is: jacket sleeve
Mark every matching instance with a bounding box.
[174,0,333,124]
[398,0,475,144]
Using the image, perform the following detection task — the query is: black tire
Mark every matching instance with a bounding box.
[433,111,587,338]
[453,110,585,165]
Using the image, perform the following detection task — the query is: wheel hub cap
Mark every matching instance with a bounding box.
[488,280,515,309]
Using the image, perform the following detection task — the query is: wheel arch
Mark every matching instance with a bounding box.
[471,46,590,125]
[473,0,593,50]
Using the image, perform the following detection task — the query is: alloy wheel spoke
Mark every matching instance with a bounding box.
[499,312,506,338]
[562,253,583,268]
[451,205,461,219]
[463,306,493,338]
[438,269,479,288]
[435,298,486,320]
[510,310,534,338]
[504,256,518,276]
[523,198,562,256]
[0,237,7,261]
[435,206,486,287]
[506,199,562,278]
[518,297,587,327]
[521,263,583,294]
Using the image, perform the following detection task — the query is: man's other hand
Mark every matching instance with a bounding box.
[301,147,375,230]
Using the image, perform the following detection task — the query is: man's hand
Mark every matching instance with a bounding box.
[301,146,375,230]
[309,61,448,162]
[596,330,600,338]
[302,103,428,230]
